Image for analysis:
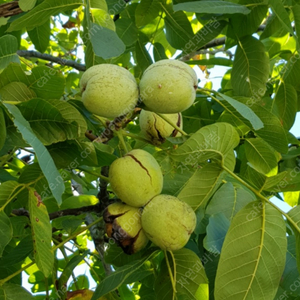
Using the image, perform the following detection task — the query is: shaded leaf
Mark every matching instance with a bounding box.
[0,35,20,72]
[215,201,287,300]
[8,0,83,32]
[90,23,126,59]
[174,1,250,15]
[231,36,269,97]
[0,82,36,102]
[217,92,264,130]
[177,163,224,210]
[0,107,6,150]
[116,18,138,46]
[0,211,13,257]
[135,0,160,27]
[135,39,153,73]
[92,251,158,299]
[272,82,297,130]
[171,123,240,167]
[27,19,50,53]
[4,104,64,204]
[206,182,255,221]
[155,248,208,300]
[0,283,33,299]
[269,0,294,35]
[163,9,194,50]
[244,137,278,174]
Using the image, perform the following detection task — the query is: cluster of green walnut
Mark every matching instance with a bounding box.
[80,60,198,254]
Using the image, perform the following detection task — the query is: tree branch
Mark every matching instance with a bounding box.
[17,50,86,71]
[11,205,99,220]
[0,1,22,18]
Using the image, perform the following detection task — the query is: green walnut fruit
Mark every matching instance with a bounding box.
[109,149,163,207]
[103,202,149,254]
[139,59,198,113]
[80,64,138,119]
[141,195,196,251]
[139,109,182,144]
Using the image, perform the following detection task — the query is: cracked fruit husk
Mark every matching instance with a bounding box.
[80,64,138,119]
[109,149,163,207]
[103,202,149,254]
[141,194,196,251]
[139,59,198,113]
[139,110,182,145]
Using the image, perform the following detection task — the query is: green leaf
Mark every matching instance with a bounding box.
[287,205,300,273]
[90,23,126,59]
[19,0,37,11]
[280,235,300,297]
[8,0,83,32]
[92,251,158,299]
[244,137,278,174]
[0,181,20,208]
[16,98,87,145]
[185,58,233,67]
[0,82,36,102]
[155,249,208,300]
[283,52,300,91]
[217,93,264,130]
[231,36,269,97]
[269,0,294,36]
[163,9,194,50]
[3,104,64,204]
[250,103,288,154]
[153,42,168,61]
[60,195,99,209]
[0,236,33,268]
[272,82,298,130]
[174,1,250,15]
[28,188,54,277]
[171,123,240,166]
[0,107,6,151]
[182,21,227,55]
[27,66,65,100]
[58,250,89,289]
[206,182,255,221]
[215,201,287,300]
[177,163,223,210]
[0,283,33,299]
[0,35,20,72]
[135,0,160,27]
[0,211,13,257]
[116,18,138,46]
[204,213,229,254]
[135,39,153,73]
[27,19,50,53]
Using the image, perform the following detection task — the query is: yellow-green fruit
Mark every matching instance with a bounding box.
[103,202,149,254]
[109,149,163,207]
[80,64,138,118]
[141,195,196,251]
[139,110,182,144]
[139,59,198,113]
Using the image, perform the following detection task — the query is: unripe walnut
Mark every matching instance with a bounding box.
[103,202,149,254]
[139,110,183,145]
[139,59,198,113]
[141,195,196,251]
[109,149,163,207]
[80,64,138,119]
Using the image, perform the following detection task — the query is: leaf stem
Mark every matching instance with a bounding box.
[77,167,110,182]
[164,250,176,299]
[116,130,128,154]
[52,217,103,251]
[121,130,152,144]
[156,113,188,136]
